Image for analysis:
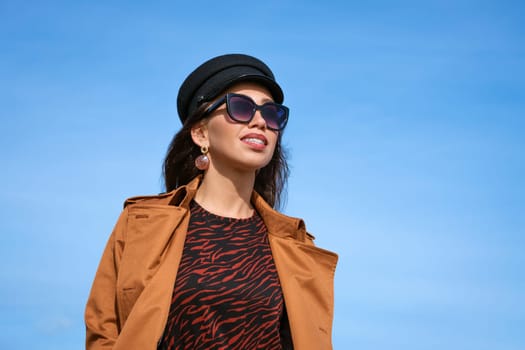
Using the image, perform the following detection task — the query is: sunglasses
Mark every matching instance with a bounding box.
[202,93,289,131]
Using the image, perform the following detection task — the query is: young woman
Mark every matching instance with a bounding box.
[85,54,338,350]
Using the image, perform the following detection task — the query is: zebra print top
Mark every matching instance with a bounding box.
[157,200,285,350]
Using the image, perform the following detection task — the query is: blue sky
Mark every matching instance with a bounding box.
[1,0,524,349]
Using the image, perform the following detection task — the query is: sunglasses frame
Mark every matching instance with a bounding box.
[202,93,289,131]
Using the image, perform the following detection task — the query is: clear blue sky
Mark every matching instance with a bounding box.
[1,0,524,349]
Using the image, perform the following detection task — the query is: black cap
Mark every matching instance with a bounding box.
[177,54,284,124]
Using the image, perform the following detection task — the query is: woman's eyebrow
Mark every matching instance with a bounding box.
[259,97,274,104]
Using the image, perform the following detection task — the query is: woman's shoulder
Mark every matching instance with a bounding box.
[121,179,198,209]
[122,191,176,208]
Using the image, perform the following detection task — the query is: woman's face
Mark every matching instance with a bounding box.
[192,82,279,174]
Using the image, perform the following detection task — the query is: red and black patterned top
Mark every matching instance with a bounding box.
[157,200,285,350]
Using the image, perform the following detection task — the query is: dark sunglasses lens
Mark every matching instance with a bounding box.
[228,95,254,122]
[261,104,287,130]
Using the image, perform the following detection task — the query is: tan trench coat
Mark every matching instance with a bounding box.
[85,177,338,349]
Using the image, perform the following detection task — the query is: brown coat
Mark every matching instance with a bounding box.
[85,177,338,349]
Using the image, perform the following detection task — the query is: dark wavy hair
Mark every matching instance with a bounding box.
[162,101,289,209]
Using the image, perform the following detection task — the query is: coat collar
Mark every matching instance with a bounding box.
[124,176,309,242]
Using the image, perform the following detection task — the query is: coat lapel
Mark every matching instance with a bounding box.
[114,181,200,349]
[269,235,338,350]
[253,192,338,349]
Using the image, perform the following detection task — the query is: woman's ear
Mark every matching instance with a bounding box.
[190,121,209,147]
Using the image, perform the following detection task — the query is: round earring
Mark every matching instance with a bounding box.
[195,145,209,170]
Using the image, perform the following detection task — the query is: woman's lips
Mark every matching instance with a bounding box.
[241,133,268,150]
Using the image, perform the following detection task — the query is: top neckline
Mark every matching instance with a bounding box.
[190,200,257,223]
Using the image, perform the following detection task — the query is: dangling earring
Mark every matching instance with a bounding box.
[195,145,209,170]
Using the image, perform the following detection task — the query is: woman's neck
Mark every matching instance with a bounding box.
[194,167,256,219]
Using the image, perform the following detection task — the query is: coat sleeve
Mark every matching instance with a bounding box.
[85,208,128,350]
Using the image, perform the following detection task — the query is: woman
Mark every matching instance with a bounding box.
[85,54,338,350]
